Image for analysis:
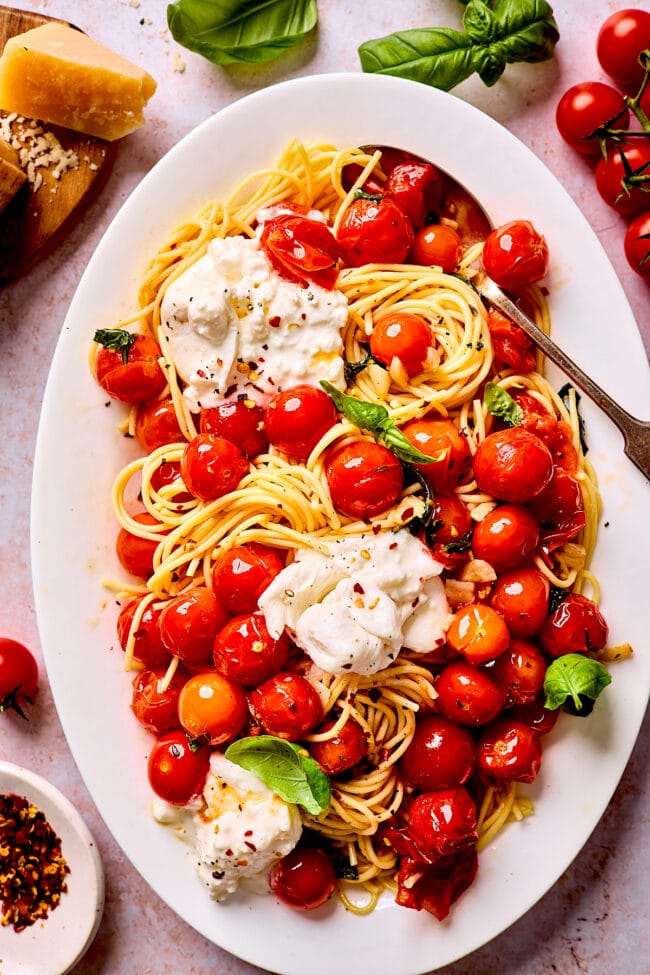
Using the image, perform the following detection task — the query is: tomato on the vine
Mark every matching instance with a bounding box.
[269,847,337,910]
[482,221,549,290]
[370,312,433,376]
[136,397,184,453]
[409,223,463,272]
[596,9,650,88]
[471,503,540,573]
[624,210,650,279]
[260,213,339,289]
[181,434,249,503]
[401,418,471,493]
[147,730,211,804]
[264,385,337,459]
[309,717,368,775]
[473,428,554,503]
[384,160,444,228]
[177,671,248,744]
[595,142,650,216]
[556,82,630,155]
[0,637,38,717]
[249,671,323,740]
[399,714,476,791]
[212,542,284,616]
[95,333,166,404]
[200,398,268,457]
[159,587,229,666]
[336,196,414,267]
[325,440,403,519]
[213,613,290,687]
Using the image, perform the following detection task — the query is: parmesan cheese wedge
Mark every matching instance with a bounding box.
[0,154,26,212]
[0,23,157,141]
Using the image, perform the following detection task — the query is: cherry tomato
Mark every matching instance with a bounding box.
[131,667,184,734]
[471,504,540,573]
[213,613,290,687]
[324,440,403,519]
[0,637,38,716]
[597,9,650,87]
[264,385,337,459]
[336,196,414,267]
[482,220,549,291]
[181,434,249,503]
[489,567,550,637]
[510,393,579,473]
[177,671,248,744]
[409,223,463,271]
[487,310,536,374]
[595,142,650,216]
[200,399,268,457]
[309,717,368,776]
[269,846,337,910]
[369,312,433,376]
[384,160,444,228]
[624,210,650,280]
[149,459,193,503]
[95,333,166,404]
[135,397,185,453]
[556,82,630,155]
[117,596,169,667]
[401,418,471,493]
[477,717,542,783]
[406,789,478,859]
[399,714,476,791]
[147,730,211,804]
[159,587,229,666]
[435,661,506,727]
[491,638,548,706]
[511,697,560,736]
[538,593,609,658]
[212,542,284,616]
[530,472,585,553]
[426,493,473,568]
[446,603,510,665]
[259,213,340,289]
[473,428,553,503]
[249,671,323,740]
[116,511,164,579]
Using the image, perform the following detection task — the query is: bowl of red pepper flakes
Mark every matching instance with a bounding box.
[0,762,104,975]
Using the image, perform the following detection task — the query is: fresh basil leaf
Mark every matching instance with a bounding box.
[358,27,480,91]
[490,0,560,65]
[484,381,523,426]
[377,418,445,465]
[543,653,612,714]
[225,735,330,815]
[167,0,317,66]
[93,328,137,365]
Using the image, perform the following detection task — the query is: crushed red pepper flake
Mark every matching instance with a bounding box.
[0,793,70,932]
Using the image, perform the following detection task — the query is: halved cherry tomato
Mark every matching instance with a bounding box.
[117,596,169,668]
[325,440,403,519]
[491,638,548,706]
[369,312,433,376]
[399,714,476,791]
[538,593,609,658]
[147,730,210,804]
[131,667,184,734]
[471,504,540,573]
[264,385,337,459]
[556,82,630,155]
[0,637,38,716]
[177,671,248,744]
[530,472,585,553]
[477,717,542,783]
[116,511,164,579]
[489,567,550,637]
[135,396,185,453]
[181,434,249,503]
[401,418,471,493]
[269,846,337,910]
[309,717,368,776]
[597,9,650,88]
[159,587,229,667]
[595,142,650,216]
[446,603,510,664]
[410,223,463,271]
[487,310,536,374]
[212,542,284,616]
[249,671,324,741]
[200,398,268,457]
[435,661,506,727]
[384,160,444,228]
[95,333,166,404]
[337,196,414,267]
[473,428,553,503]
[482,220,549,291]
[624,210,650,280]
[213,613,289,687]
[260,213,340,289]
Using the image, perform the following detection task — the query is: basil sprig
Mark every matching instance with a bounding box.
[358,0,559,91]
[225,735,330,815]
[93,328,137,365]
[167,0,317,65]
[484,381,523,427]
[543,653,612,717]
[320,381,444,465]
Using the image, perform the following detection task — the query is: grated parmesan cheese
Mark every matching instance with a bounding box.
[0,112,81,193]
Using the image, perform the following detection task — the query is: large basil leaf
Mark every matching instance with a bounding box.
[543,653,612,715]
[225,735,330,814]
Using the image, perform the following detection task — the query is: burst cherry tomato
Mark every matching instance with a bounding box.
[95,333,166,404]
[410,223,463,271]
[200,399,268,457]
[530,472,585,553]
[159,587,229,666]
[477,717,542,783]
[212,542,284,616]
[538,593,609,658]
[595,142,650,215]
[325,440,403,519]
[117,596,169,667]
[446,603,510,664]
[471,504,540,573]
[260,213,340,289]
[399,714,476,791]
[249,671,324,740]
[131,667,184,734]
[384,160,444,227]
[435,661,506,727]
[269,846,337,910]
[487,310,536,374]
[624,210,650,280]
[597,9,650,87]
[337,196,414,267]
[213,613,289,687]
[369,312,433,376]
[309,717,368,775]
[473,428,553,503]
[0,637,38,716]
[482,220,549,290]
[426,493,473,568]
[511,697,560,736]
[509,393,579,473]
[177,671,248,744]
[491,638,548,706]
[401,418,471,493]
[116,511,164,579]
[147,730,211,804]
[181,434,249,503]
[264,385,337,459]
[405,789,478,860]
[135,397,185,453]
[556,82,630,155]
[489,567,550,637]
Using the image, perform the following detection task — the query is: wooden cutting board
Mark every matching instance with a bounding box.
[0,5,116,282]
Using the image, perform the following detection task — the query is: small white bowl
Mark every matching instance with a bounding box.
[0,761,104,975]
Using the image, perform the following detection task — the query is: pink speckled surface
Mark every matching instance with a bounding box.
[1,2,648,973]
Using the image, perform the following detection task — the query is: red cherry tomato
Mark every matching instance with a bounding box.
[136,397,185,453]
[269,846,337,910]
[309,717,368,776]
[249,671,323,740]
[95,333,166,404]
[489,567,550,637]
[337,196,414,267]
[471,504,540,573]
[213,613,289,687]
[597,9,650,87]
[149,459,193,503]
[147,730,211,804]
[159,587,230,666]
[212,542,284,616]
[530,472,585,553]
[511,697,560,736]
[435,661,506,727]
[405,788,478,860]
[401,418,471,493]
[325,440,403,519]
[556,82,630,155]
[117,596,169,668]
[487,310,536,374]
[426,493,473,568]
[181,434,249,503]
[200,399,268,457]
[491,638,548,706]
[369,312,433,376]
[410,223,463,271]
[538,593,609,658]
[624,210,650,280]
[399,714,476,791]
[116,511,164,579]
[0,637,38,715]
[509,393,579,473]
[177,671,248,744]
[384,160,444,228]
[446,603,510,665]
[477,717,542,783]
[131,667,184,734]
[595,142,650,216]
[482,220,549,291]
[473,428,553,503]
[264,385,337,459]
[259,213,340,289]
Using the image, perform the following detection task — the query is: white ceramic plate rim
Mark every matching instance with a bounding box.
[31,73,650,975]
